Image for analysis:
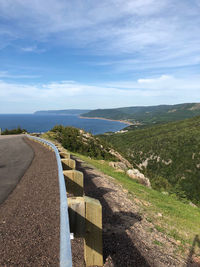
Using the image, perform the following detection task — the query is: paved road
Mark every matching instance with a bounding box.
[0,137,60,266]
[0,135,34,204]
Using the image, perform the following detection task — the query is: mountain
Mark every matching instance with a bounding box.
[99,115,200,205]
[82,103,200,125]
[34,109,91,115]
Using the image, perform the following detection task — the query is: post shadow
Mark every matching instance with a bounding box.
[73,156,150,267]
[65,176,83,196]
[186,235,200,266]
[0,165,6,168]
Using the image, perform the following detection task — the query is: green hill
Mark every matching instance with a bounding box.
[82,103,200,125]
[99,115,200,205]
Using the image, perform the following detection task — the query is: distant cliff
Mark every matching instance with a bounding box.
[34,109,91,115]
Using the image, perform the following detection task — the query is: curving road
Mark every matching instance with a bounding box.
[0,135,34,204]
[0,137,60,266]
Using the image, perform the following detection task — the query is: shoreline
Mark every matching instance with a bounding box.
[79,116,133,125]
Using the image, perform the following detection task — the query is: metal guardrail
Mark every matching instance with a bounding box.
[27,135,72,267]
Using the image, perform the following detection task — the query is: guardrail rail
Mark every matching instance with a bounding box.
[27,135,72,267]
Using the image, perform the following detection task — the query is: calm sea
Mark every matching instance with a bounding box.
[0,114,128,135]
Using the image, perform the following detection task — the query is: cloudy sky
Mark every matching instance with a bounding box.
[0,0,200,113]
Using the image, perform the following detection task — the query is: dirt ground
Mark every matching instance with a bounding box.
[71,155,199,267]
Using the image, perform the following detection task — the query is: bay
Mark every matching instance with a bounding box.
[0,114,128,135]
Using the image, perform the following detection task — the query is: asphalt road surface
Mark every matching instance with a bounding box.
[0,135,34,204]
[0,138,60,265]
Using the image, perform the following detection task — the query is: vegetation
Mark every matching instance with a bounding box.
[82,103,200,126]
[1,127,27,135]
[99,115,200,205]
[43,125,116,160]
[69,152,200,256]
[41,124,200,257]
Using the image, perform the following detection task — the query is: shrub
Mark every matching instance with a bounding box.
[151,175,171,191]
[50,125,117,161]
[1,127,27,135]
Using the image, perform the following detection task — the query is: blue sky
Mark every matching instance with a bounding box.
[0,0,200,113]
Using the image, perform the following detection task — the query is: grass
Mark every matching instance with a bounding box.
[153,240,164,247]
[70,152,200,254]
[155,225,165,234]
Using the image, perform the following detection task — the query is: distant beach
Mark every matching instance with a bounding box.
[79,116,133,126]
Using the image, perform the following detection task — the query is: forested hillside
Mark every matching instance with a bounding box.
[99,116,200,205]
[82,103,200,125]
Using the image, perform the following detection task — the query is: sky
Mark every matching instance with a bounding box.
[0,0,200,113]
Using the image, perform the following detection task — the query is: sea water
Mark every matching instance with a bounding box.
[0,114,128,135]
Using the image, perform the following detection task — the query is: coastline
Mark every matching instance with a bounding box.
[79,116,133,125]
[0,114,133,135]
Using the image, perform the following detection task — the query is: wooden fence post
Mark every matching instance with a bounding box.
[84,196,103,267]
[68,196,103,266]
[61,158,76,170]
[59,151,70,159]
[68,197,85,237]
[63,170,84,196]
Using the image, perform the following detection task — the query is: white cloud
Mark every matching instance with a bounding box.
[107,74,200,92]
[0,0,199,56]
[0,71,40,79]
[0,0,199,78]
[0,0,164,30]
[0,74,200,113]
[21,46,37,52]
[20,46,45,53]
[0,0,200,113]
[138,75,171,84]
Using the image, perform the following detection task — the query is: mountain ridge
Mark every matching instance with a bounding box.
[81,103,200,126]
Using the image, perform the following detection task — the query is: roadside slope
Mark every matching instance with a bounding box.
[72,154,197,266]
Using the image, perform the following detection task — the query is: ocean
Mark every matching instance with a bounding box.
[0,114,128,135]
